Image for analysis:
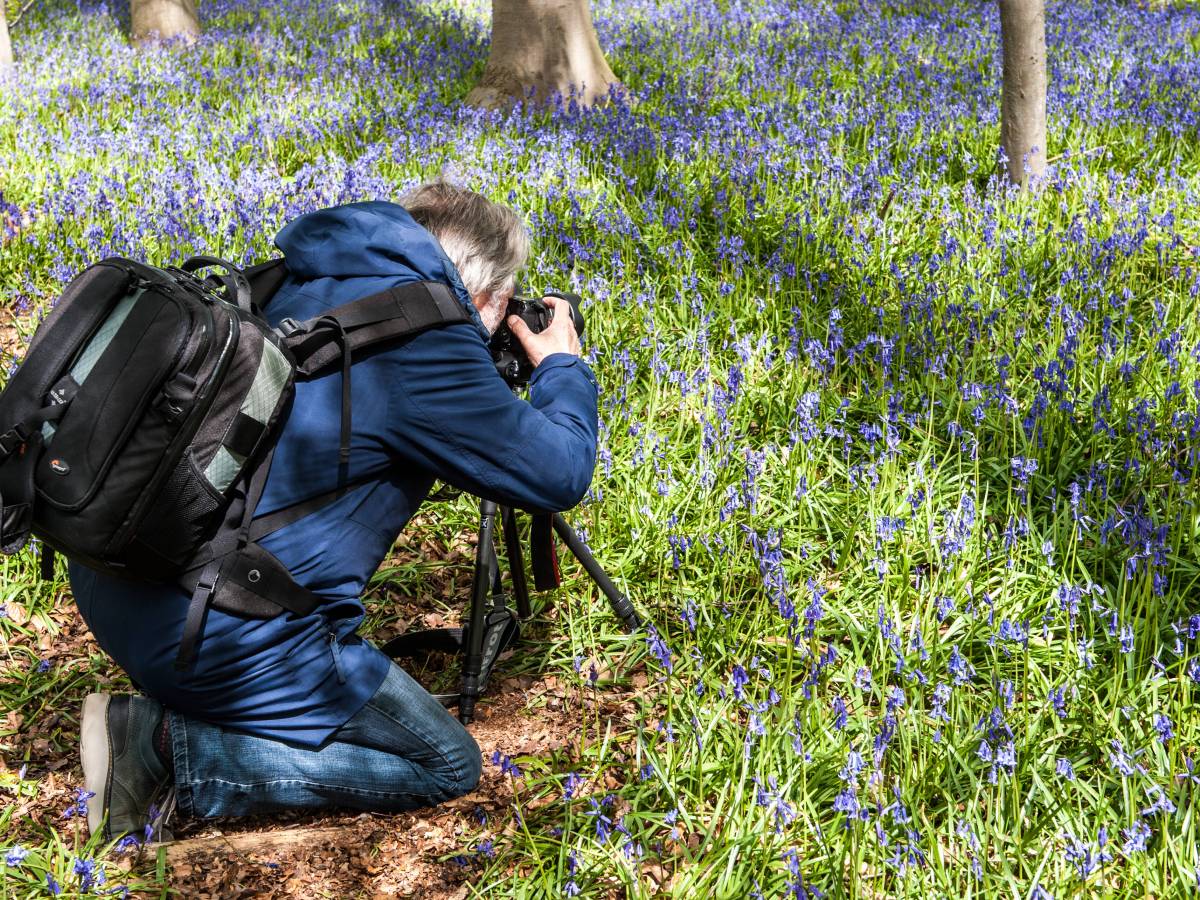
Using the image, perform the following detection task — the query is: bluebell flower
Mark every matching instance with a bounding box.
[1063,829,1111,880]
[935,595,956,622]
[62,787,94,820]
[1140,784,1176,818]
[490,751,521,779]
[948,645,974,685]
[1048,686,1068,719]
[563,772,582,801]
[1176,757,1200,786]
[853,667,873,692]
[73,856,103,892]
[831,695,848,731]
[730,665,749,700]
[645,625,672,674]
[585,797,614,842]
[1122,820,1151,855]
[1119,624,1135,654]
[1153,713,1173,744]
[782,848,823,899]
[832,787,860,819]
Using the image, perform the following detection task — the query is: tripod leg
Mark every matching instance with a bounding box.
[460,498,498,725]
[551,514,641,632]
[501,506,532,619]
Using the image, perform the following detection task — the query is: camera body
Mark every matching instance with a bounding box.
[490,291,585,386]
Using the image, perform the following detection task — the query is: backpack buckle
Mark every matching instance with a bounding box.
[276,317,303,338]
[0,424,30,459]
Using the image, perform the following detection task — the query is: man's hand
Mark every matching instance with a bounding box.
[507,295,581,369]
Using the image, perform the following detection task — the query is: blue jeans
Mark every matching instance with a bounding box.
[169,663,482,818]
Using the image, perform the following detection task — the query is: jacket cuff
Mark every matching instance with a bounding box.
[530,354,599,390]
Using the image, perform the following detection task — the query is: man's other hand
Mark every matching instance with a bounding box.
[507,295,581,369]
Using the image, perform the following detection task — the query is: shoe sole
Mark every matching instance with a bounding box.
[80,693,113,839]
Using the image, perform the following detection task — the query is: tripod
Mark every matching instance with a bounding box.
[382,497,640,724]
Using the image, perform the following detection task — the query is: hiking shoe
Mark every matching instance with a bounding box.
[80,693,174,842]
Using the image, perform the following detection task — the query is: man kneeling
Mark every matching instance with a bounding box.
[71,182,599,839]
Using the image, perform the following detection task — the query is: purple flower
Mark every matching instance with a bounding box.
[1153,713,1173,744]
[948,645,974,685]
[1122,821,1152,855]
[831,695,848,731]
[1063,829,1111,880]
[73,856,103,892]
[730,665,750,700]
[62,787,94,820]
[585,797,614,842]
[645,625,672,673]
[490,750,521,779]
[1048,686,1068,719]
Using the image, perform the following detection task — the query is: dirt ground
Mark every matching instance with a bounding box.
[4,587,598,899]
[161,676,584,900]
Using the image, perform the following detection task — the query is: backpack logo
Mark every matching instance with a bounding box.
[48,458,70,476]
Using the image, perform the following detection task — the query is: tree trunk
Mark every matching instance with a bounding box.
[0,2,14,71]
[998,0,1048,187]
[466,0,619,110]
[130,0,200,45]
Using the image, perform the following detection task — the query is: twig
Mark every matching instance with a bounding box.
[151,824,368,862]
[10,0,40,30]
[877,184,900,221]
[1045,145,1108,165]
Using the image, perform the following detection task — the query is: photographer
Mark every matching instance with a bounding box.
[70,182,599,840]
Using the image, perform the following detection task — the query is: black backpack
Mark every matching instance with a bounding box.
[0,255,470,666]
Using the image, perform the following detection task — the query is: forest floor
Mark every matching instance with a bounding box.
[162,673,589,899]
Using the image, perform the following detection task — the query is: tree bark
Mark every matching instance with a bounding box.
[466,0,619,110]
[0,2,14,71]
[998,0,1048,187]
[130,0,200,45]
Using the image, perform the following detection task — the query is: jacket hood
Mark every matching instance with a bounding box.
[273,200,486,338]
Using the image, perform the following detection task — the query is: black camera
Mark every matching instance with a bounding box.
[490,291,585,386]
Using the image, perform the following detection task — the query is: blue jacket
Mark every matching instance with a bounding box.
[69,201,600,747]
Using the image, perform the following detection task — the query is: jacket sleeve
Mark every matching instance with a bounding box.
[386,323,600,513]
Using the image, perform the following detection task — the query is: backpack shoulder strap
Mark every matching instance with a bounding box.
[277,280,470,377]
[244,258,289,310]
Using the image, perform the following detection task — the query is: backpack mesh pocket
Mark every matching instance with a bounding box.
[134,452,223,567]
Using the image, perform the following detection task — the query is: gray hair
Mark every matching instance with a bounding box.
[401,181,530,300]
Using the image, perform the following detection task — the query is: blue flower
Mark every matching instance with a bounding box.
[730,665,749,700]
[585,797,614,842]
[73,856,103,892]
[831,695,848,731]
[1122,820,1152,855]
[61,787,94,820]
[948,645,974,685]
[1152,713,1174,744]
[1063,829,1111,880]
[4,845,28,866]
[490,751,521,779]
[645,625,672,673]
